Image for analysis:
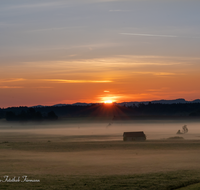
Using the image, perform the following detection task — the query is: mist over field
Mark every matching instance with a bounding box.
[0,119,200,141]
[1,119,200,190]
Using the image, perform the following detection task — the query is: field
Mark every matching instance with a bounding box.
[0,119,200,189]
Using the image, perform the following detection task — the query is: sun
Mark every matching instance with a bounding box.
[104,100,113,104]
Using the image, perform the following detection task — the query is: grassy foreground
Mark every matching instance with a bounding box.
[0,170,200,190]
[0,171,200,190]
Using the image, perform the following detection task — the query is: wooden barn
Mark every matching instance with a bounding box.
[123,131,146,141]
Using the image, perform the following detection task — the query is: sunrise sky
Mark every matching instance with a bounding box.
[1,0,200,107]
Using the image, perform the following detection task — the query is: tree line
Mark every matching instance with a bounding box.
[5,108,58,121]
[0,102,200,121]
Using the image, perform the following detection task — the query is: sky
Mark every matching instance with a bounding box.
[1,0,200,107]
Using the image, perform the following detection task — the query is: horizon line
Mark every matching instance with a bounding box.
[1,98,200,109]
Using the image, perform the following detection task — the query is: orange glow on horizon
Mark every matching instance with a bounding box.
[104,100,113,104]
[1,56,200,108]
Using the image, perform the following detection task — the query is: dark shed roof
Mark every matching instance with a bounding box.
[123,131,145,137]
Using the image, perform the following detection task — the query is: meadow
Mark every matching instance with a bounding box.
[0,119,200,189]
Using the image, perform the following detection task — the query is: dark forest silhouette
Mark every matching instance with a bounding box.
[5,108,58,121]
[1,102,200,121]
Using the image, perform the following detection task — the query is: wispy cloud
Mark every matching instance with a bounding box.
[132,72,177,76]
[25,26,83,33]
[43,79,113,83]
[2,2,68,11]
[1,0,120,11]
[120,33,200,39]
[0,78,26,83]
[120,33,177,38]
[147,88,169,92]
[20,56,184,76]
[154,72,176,76]
[33,86,53,89]
[0,78,26,88]
[0,86,24,89]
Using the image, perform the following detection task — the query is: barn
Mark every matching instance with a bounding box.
[123,131,146,141]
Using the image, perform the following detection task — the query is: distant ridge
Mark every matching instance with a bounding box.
[72,102,92,106]
[53,103,92,107]
[119,98,200,107]
[192,99,200,103]
[53,104,69,107]
[31,105,45,108]
[30,102,93,108]
[30,98,200,108]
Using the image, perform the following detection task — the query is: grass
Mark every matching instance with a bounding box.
[1,138,200,152]
[167,136,184,140]
[177,183,200,190]
[0,170,200,190]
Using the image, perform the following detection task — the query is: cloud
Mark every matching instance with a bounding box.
[104,90,110,92]
[120,33,177,38]
[147,88,169,92]
[0,78,26,88]
[0,78,26,83]
[132,72,177,76]
[18,56,185,77]
[25,26,83,33]
[1,2,68,11]
[1,0,121,11]
[153,72,176,76]
[33,86,53,89]
[0,86,24,89]
[43,79,113,83]
[120,33,200,39]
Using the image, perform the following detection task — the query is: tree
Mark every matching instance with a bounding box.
[35,111,43,121]
[18,110,28,121]
[47,111,58,120]
[6,111,17,121]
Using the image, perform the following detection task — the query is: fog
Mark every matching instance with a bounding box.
[1,119,200,141]
[1,119,200,176]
